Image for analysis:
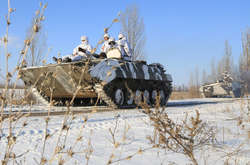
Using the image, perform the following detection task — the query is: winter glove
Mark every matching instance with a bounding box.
[78,47,86,53]
[109,41,116,46]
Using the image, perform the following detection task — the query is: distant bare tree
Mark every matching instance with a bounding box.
[216,40,233,79]
[224,40,232,73]
[240,29,250,92]
[188,70,200,98]
[205,42,234,84]
[231,63,240,81]
[210,57,217,81]
[239,52,245,74]
[240,29,250,72]
[202,69,207,84]
[195,66,200,89]
[189,72,194,88]
[120,5,146,61]
[25,6,47,66]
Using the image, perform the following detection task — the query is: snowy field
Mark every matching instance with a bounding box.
[1,98,250,164]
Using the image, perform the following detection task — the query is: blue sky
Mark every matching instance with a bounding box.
[0,0,250,86]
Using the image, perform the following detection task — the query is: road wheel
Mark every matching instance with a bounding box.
[114,88,125,106]
[159,90,166,106]
[135,90,142,105]
[151,90,157,105]
[143,90,150,105]
[126,90,134,105]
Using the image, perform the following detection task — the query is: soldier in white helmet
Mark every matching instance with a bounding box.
[98,33,111,58]
[108,37,117,48]
[117,33,132,60]
[72,36,92,57]
[53,36,92,63]
[101,33,110,53]
[105,37,123,59]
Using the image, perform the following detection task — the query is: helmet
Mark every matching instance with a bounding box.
[81,36,88,41]
[109,37,115,42]
[118,33,124,39]
[103,33,110,38]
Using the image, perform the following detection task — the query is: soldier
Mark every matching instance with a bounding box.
[104,37,123,59]
[53,36,92,63]
[108,37,117,48]
[117,33,132,60]
[72,36,92,57]
[101,33,110,53]
[99,34,111,58]
[222,71,233,84]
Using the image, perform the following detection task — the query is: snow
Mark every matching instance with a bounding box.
[1,98,250,164]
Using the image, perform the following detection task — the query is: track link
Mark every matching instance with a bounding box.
[30,87,50,106]
[28,79,172,109]
[94,84,118,109]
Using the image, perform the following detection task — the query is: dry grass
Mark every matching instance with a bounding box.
[170,91,190,100]
[170,91,201,100]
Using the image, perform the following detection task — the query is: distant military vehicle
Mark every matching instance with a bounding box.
[200,72,243,98]
[19,48,172,108]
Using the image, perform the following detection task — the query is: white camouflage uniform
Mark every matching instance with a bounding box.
[101,34,111,54]
[101,41,110,53]
[63,36,92,62]
[117,33,132,60]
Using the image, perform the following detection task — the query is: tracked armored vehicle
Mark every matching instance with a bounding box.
[200,72,243,98]
[19,51,172,108]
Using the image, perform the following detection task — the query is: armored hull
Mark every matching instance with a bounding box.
[19,58,172,108]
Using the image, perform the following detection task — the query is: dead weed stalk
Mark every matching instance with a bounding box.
[140,97,216,165]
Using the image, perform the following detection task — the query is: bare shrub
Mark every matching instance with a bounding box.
[142,100,215,165]
[0,1,48,164]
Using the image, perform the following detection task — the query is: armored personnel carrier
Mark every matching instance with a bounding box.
[19,50,172,108]
[200,72,243,98]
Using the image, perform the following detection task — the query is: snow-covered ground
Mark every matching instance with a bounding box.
[1,98,250,164]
